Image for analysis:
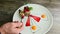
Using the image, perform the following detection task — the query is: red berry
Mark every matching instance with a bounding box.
[24,6,30,12]
[24,6,29,10]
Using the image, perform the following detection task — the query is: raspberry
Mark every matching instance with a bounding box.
[24,6,30,12]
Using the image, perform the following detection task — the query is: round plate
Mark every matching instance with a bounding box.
[13,4,53,34]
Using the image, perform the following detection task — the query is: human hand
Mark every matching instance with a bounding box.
[1,21,24,34]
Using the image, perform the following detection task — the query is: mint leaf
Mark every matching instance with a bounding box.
[29,7,33,10]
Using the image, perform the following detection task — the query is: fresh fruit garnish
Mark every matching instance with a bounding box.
[41,14,46,18]
[29,7,33,10]
[31,25,37,30]
[19,10,25,19]
[24,6,33,12]
[24,6,31,16]
[24,6,30,12]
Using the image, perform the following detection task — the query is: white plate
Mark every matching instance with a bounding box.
[13,4,53,34]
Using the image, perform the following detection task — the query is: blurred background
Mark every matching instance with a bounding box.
[0,0,60,34]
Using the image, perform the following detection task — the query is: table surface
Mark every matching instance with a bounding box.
[0,0,60,34]
[46,5,60,34]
